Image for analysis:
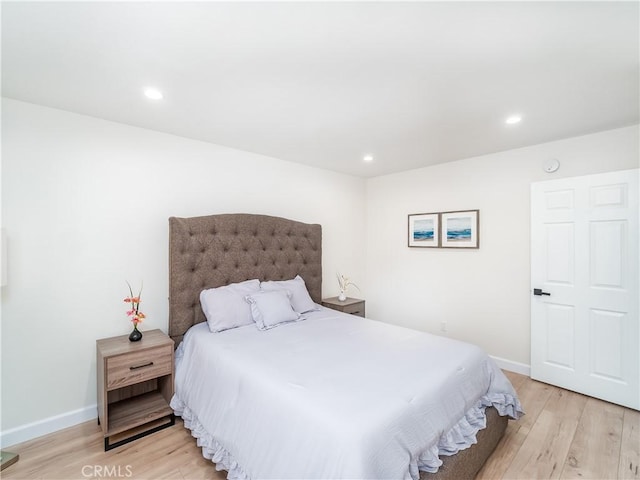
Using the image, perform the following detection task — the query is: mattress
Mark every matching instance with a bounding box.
[171,307,523,480]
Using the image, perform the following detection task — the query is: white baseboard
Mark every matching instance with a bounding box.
[490,355,531,376]
[0,404,97,449]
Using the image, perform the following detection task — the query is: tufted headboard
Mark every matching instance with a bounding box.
[168,213,322,345]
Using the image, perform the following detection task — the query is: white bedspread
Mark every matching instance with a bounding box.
[171,308,523,480]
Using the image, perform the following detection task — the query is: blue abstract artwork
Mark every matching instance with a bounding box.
[446,217,472,241]
[413,219,434,241]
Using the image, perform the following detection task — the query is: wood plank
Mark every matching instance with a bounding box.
[619,408,640,479]
[149,468,185,480]
[502,388,587,479]
[560,396,624,479]
[6,422,106,480]
[511,377,554,432]
[503,370,527,391]
[479,370,552,480]
[179,460,228,480]
[475,422,528,480]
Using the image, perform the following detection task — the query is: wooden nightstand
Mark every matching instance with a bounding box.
[322,297,366,317]
[96,329,175,451]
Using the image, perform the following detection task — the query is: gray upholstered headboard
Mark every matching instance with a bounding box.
[168,213,322,345]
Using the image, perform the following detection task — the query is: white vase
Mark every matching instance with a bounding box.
[338,291,347,301]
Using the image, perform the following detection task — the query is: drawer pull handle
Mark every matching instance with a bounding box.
[130,361,154,370]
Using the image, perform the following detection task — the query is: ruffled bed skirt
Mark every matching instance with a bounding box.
[415,392,521,474]
[171,397,250,480]
[171,393,522,479]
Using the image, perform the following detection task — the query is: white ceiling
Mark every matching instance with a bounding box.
[2,1,638,178]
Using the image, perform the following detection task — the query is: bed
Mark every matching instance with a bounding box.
[168,213,523,480]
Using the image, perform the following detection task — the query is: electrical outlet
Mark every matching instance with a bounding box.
[440,321,447,332]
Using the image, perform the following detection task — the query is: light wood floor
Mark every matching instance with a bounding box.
[2,372,638,479]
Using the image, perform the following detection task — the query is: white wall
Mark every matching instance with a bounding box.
[0,98,366,439]
[364,125,639,368]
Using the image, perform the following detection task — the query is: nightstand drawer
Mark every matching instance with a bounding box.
[342,302,365,317]
[106,345,172,390]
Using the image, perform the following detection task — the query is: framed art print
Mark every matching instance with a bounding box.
[440,210,479,248]
[408,213,440,248]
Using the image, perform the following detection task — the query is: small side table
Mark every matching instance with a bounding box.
[0,452,19,471]
[322,297,366,317]
[96,329,175,450]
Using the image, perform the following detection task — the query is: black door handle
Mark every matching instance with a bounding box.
[533,288,551,296]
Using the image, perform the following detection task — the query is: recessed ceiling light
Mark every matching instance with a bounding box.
[363,155,374,162]
[505,115,522,125]
[144,88,163,100]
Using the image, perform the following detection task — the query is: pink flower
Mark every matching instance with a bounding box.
[124,282,145,325]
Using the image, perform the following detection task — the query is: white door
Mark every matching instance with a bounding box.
[531,169,639,410]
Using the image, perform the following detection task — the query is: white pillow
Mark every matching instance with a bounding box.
[260,275,317,314]
[200,279,260,333]
[245,290,301,331]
